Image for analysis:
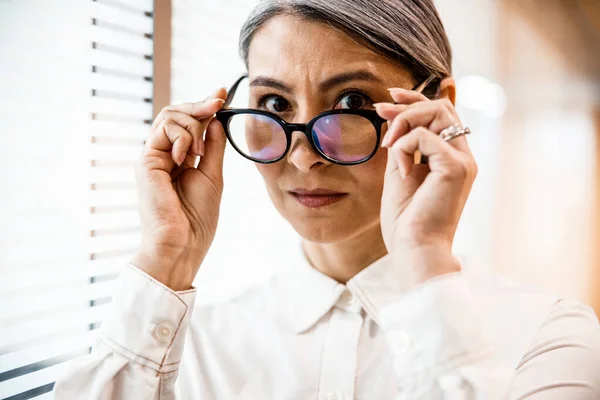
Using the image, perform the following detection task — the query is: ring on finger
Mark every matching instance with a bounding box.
[439,123,471,142]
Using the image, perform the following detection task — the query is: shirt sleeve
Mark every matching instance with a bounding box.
[376,273,600,400]
[52,264,197,400]
[507,297,600,399]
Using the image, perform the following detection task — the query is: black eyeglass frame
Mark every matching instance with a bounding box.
[215,74,437,166]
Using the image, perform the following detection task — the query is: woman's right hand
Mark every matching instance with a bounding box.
[130,88,228,291]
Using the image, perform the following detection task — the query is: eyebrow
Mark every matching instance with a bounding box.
[249,76,293,93]
[320,70,383,92]
[249,70,384,93]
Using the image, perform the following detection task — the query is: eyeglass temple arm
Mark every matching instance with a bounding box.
[410,75,437,94]
[223,74,249,108]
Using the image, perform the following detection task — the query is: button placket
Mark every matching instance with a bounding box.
[318,305,362,400]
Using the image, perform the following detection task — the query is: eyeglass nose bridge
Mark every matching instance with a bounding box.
[285,123,310,135]
[284,122,321,153]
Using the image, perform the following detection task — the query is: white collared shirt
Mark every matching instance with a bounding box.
[53,253,600,399]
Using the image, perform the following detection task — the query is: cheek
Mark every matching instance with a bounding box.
[354,150,387,212]
[256,163,284,194]
[360,148,387,192]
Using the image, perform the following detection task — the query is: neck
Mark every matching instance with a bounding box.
[302,223,388,284]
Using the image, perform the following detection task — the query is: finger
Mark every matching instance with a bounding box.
[170,152,198,181]
[386,135,412,179]
[382,99,468,153]
[152,94,226,131]
[168,123,194,167]
[388,87,430,104]
[374,102,409,121]
[168,98,225,122]
[197,118,227,184]
[151,98,224,131]
[146,120,193,166]
[374,100,443,121]
[390,127,463,179]
[156,110,208,156]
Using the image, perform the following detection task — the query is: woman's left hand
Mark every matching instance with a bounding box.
[374,88,478,291]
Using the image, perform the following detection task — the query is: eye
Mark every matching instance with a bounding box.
[259,95,291,113]
[336,92,371,110]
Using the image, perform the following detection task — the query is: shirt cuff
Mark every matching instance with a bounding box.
[100,263,197,374]
[378,273,492,378]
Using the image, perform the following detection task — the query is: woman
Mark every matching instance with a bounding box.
[54,0,600,398]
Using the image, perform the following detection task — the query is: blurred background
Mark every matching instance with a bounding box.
[0,0,598,398]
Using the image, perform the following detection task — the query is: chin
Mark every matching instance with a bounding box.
[288,215,371,244]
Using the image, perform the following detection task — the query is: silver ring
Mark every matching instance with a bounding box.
[439,123,471,142]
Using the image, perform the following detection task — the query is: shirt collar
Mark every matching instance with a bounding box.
[346,253,404,326]
[281,253,347,334]
[281,245,403,333]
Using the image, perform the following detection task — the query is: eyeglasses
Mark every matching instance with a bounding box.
[215,75,437,166]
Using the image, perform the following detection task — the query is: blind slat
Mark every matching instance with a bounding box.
[86,232,141,254]
[89,97,153,120]
[89,1,153,33]
[0,305,109,351]
[89,120,150,140]
[88,49,153,76]
[89,72,153,98]
[0,361,74,399]
[100,0,154,13]
[89,167,136,184]
[89,26,153,55]
[88,211,140,230]
[89,189,138,207]
[1,282,117,324]
[0,330,99,376]
[0,261,126,294]
[89,143,144,161]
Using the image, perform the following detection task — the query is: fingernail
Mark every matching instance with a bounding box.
[177,152,186,166]
[200,98,225,109]
[210,87,227,97]
[200,98,225,107]
[388,88,408,92]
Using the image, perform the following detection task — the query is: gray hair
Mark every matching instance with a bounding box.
[239,0,452,97]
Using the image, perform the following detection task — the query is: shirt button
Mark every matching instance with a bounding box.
[326,392,344,400]
[339,290,357,305]
[152,321,175,344]
[388,331,410,355]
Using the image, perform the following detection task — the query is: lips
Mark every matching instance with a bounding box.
[289,188,348,208]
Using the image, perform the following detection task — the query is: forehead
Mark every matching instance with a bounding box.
[247,15,410,84]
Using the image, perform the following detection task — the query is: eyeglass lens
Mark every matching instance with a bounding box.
[227,113,378,163]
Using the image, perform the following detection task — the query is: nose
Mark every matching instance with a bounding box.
[286,130,328,172]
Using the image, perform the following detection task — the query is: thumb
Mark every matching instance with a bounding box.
[197,118,226,184]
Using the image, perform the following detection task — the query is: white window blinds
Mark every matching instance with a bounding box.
[0,1,154,399]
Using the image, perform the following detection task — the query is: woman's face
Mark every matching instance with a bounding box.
[247,16,415,243]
